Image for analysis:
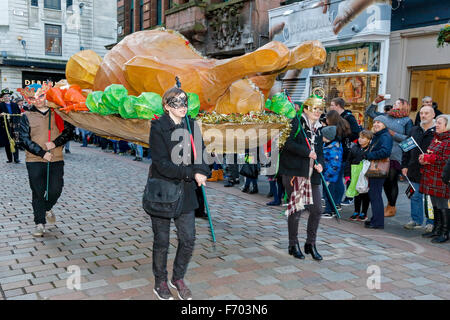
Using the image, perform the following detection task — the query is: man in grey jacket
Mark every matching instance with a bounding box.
[366,96,413,217]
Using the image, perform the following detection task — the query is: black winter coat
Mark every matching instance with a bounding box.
[401,125,435,183]
[344,143,370,178]
[278,114,324,185]
[365,128,392,161]
[0,102,21,147]
[149,114,210,213]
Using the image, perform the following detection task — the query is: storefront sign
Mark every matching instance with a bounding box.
[21,71,65,88]
[269,0,391,47]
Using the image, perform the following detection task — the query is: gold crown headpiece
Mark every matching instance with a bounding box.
[303,87,326,110]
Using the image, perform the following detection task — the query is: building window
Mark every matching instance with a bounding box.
[157,0,162,25]
[31,0,39,6]
[66,0,73,9]
[130,1,134,33]
[45,24,62,56]
[139,0,143,30]
[168,0,172,9]
[44,0,61,10]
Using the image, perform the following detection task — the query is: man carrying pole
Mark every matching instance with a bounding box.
[278,88,328,261]
[18,83,73,237]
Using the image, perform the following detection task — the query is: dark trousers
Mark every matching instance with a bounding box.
[269,177,284,202]
[354,193,370,214]
[282,175,322,246]
[26,161,64,225]
[368,178,385,227]
[383,166,400,206]
[150,211,196,286]
[225,154,239,180]
[5,142,19,162]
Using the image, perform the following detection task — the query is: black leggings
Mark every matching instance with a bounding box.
[383,166,401,206]
[354,193,370,214]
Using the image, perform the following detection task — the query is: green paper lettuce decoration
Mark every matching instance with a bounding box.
[187,92,200,118]
[134,92,163,120]
[86,91,115,116]
[118,95,138,119]
[266,93,296,119]
[102,84,128,114]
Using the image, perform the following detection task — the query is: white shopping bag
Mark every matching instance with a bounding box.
[356,160,370,194]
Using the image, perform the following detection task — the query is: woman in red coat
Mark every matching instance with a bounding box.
[419,114,450,243]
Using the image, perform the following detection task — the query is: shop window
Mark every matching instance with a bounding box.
[31,0,39,6]
[45,24,62,56]
[313,43,380,75]
[44,0,61,10]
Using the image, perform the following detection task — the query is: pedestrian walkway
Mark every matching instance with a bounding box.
[0,146,449,300]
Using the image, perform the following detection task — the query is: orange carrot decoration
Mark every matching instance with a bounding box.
[46,87,66,107]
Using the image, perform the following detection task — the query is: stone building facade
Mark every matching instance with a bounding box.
[0,0,117,91]
[118,0,281,58]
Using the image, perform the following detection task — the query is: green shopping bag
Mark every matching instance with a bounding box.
[346,162,363,198]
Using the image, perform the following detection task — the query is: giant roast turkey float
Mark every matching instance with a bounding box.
[46,28,326,152]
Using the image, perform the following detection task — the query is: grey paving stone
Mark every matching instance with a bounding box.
[80,280,109,290]
[374,292,402,300]
[9,293,39,300]
[213,268,239,278]
[321,290,354,300]
[255,276,280,286]
[414,294,443,300]
[117,278,150,290]
[254,294,283,300]
[405,277,434,286]
[273,266,301,274]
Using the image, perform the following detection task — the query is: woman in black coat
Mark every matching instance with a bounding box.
[149,87,210,300]
[278,98,325,261]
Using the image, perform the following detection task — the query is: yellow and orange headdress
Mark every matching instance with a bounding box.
[17,82,53,105]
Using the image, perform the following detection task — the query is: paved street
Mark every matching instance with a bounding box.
[0,145,449,300]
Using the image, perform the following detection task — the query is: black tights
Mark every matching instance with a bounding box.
[354,193,370,214]
[383,167,400,206]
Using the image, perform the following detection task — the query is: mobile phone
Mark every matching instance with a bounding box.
[383,94,391,99]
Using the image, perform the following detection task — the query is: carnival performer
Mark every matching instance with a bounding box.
[148,86,210,300]
[419,115,450,243]
[0,88,21,163]
[18,83,73,237]
[279,91,325,261]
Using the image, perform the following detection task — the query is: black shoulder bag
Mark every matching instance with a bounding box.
[142,167,184,219]
[142,121,186,219]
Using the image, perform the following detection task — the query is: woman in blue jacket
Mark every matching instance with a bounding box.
[363,116,393,229]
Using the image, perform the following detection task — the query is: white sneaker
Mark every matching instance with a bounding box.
[32,224,45,237]
[403,220,421,230]
[424,223,434,233]
[46,210,56,224]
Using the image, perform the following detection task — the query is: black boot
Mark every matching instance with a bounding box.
[422,208,442,238]
[288,243,305,259]
[304,243,323,261]
[224,180,235,187]
[241,185,250,193]
[249,185,258,194]
[432,209,449,243]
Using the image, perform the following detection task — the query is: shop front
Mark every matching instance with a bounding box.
[269,0,391,126]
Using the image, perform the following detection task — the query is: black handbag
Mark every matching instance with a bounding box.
[142,167,184,219]
[239,163,259,179]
